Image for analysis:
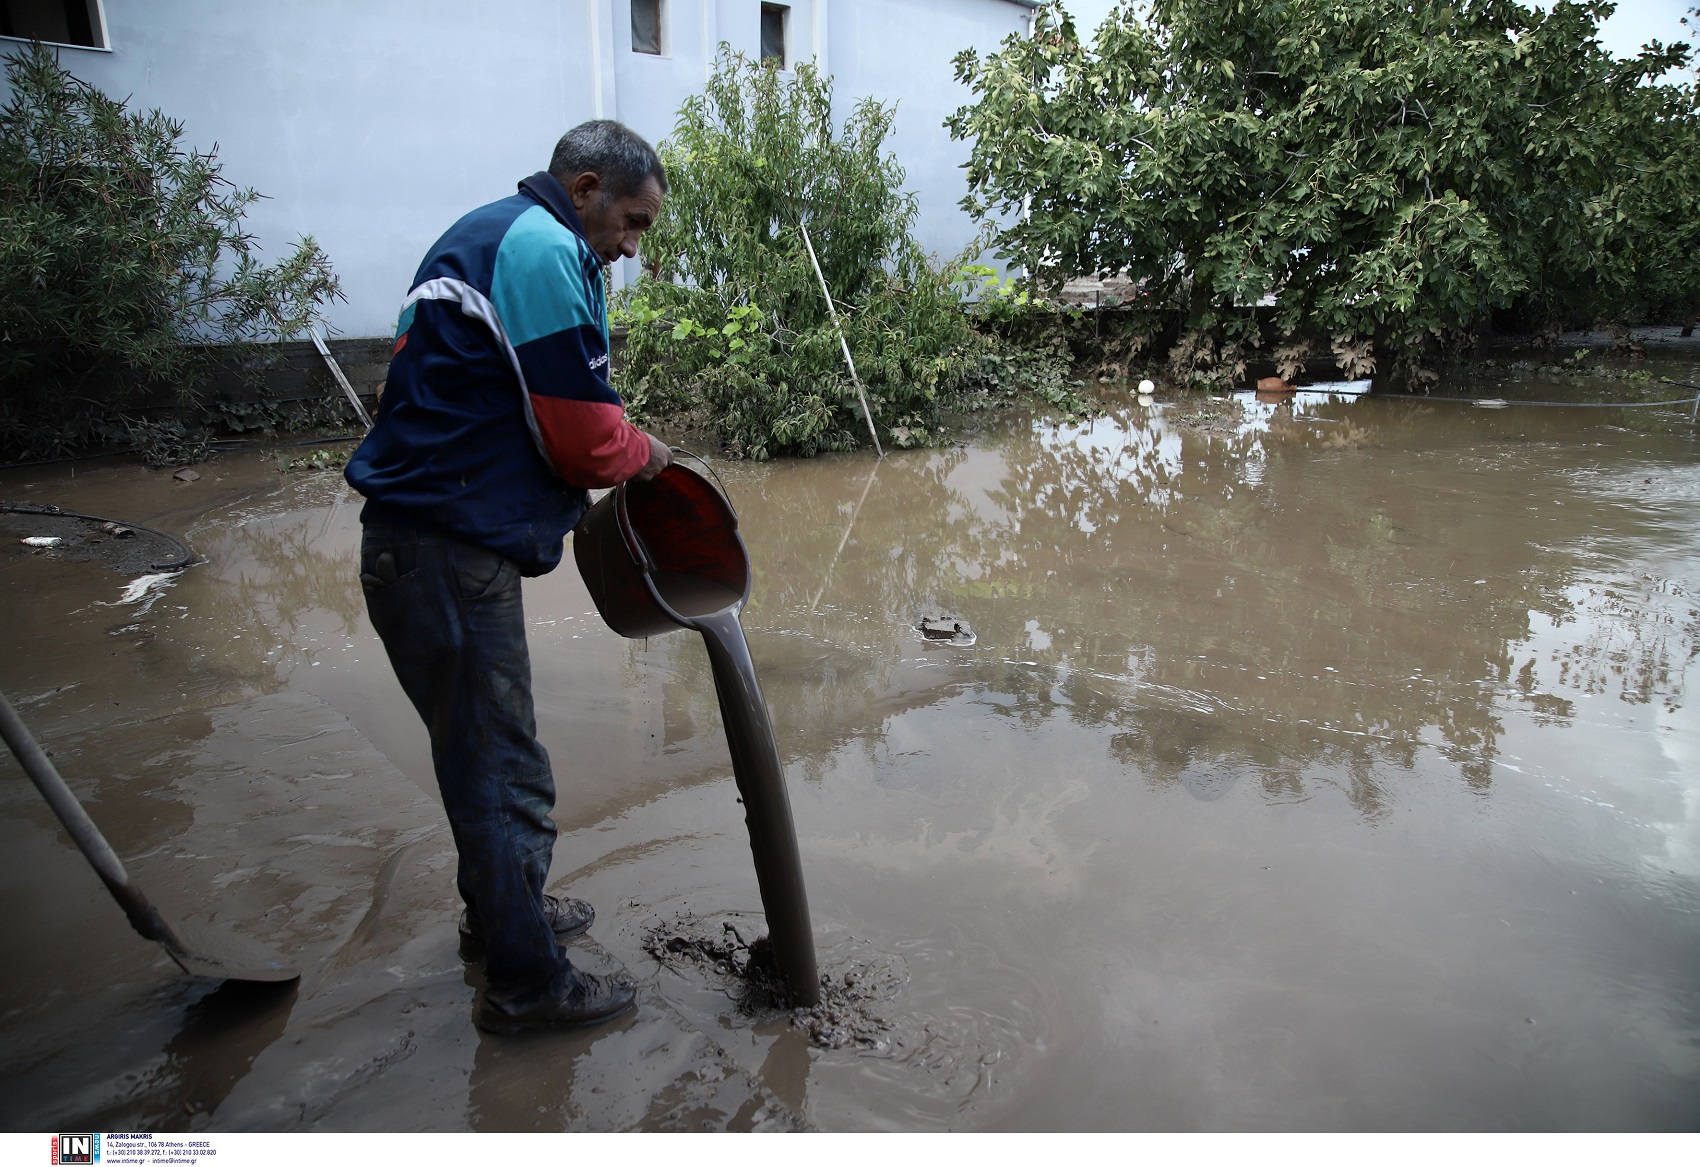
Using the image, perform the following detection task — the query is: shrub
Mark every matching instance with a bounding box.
[614,48,994,459]
[0,43,341,457]
[949,1,1700,385]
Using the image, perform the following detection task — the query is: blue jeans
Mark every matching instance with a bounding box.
[359,523,573,1004]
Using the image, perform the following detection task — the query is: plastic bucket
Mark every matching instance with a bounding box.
[573,460,751,640]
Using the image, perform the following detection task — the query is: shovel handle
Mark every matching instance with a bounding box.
[0,690,174,943]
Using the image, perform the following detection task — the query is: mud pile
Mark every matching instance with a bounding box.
[644,915,905,1051]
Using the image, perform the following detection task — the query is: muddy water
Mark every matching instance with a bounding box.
[3,355,1699,1131]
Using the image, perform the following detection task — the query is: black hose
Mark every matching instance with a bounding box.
[1,432,366,470]
[1,502,195,571]
[211,433,366,450]
[0,446,145,471]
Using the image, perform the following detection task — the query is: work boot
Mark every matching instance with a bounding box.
[474,970,637,1034]
[458,894,595,962]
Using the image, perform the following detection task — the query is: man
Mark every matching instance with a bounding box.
[344,121,671,1034]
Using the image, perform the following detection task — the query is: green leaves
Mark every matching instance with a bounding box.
[613,48,987,458]
[0,43,343,457]
[950,0,1699,382]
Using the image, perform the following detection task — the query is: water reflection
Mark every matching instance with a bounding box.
[0,977,296,1131]
[647,394,1700,824]
[192,481,368,677]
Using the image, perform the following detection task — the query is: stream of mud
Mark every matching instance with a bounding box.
[2,349,1698,1130]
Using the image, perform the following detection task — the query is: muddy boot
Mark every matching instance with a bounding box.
[459,894,596,962]
[474,970,637,1034]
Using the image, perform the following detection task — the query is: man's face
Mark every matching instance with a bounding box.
[566,172,664,266]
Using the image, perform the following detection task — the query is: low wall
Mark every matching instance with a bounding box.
[204,337,394,413]
[203,330,630,414]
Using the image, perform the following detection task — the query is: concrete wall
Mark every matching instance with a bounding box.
[3,0,1030,338]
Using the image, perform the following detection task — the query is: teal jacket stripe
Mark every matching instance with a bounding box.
[490,205,600,348]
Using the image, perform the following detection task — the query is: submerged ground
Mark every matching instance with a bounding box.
[2,349,1697,1131]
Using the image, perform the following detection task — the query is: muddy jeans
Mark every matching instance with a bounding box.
[359,523,572,1005]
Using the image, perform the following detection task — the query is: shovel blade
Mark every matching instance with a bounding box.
[161,919,300,983]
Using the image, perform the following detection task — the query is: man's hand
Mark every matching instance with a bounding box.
[633,433,672,482]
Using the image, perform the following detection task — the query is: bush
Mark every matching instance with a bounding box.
[0,43,341,457]
[949,1,1700,386]
[614,49,1001,459]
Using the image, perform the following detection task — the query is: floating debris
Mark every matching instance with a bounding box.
[283,449,349,472]
[113,572,179,606]
[172,467,202,483]
[916,614,976,647]
[1475,398,1511,409]
[99,522,134,538]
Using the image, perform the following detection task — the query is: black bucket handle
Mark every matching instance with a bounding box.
[667,447,737,519]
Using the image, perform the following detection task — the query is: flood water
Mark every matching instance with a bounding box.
[3,355,1698,1131]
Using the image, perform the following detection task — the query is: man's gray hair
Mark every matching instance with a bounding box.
[548,120,667,198]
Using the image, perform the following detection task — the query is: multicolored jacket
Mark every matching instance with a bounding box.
[345,172,650,575]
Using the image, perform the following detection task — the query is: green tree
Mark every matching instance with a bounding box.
[0,43,342,457]
[948,1,1698,385]
[615,48,989,460]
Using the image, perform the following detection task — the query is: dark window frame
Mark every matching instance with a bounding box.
[0,0,109,51]
[760,3,788,70]
[631,0,664,56]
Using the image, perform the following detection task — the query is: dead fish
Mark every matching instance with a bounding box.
[1474,398,1510,409]
[20,536,63,548]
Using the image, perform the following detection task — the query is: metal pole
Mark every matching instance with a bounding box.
[798,222,884,458]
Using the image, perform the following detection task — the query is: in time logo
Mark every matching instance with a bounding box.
[52,1134,99,1165]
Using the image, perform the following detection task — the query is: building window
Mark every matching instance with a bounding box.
[0,0,106,49]
[760,3,788,68]
[631,0,663,56]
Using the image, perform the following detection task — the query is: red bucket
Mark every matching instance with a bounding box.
[573,460,751,639]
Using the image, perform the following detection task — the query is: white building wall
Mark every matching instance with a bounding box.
[827,0,1032,266]
[3,0,1031,338]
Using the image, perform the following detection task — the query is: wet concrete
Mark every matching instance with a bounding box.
[3,355,1699,1130]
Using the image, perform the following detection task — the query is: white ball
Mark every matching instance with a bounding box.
[1137,379,1155,395]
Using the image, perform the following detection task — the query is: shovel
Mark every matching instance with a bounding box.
[0,690,299,983]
